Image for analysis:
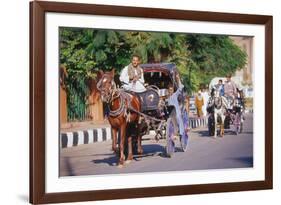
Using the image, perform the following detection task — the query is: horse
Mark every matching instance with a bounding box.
[208,88,227,138]
[96,69,143,166]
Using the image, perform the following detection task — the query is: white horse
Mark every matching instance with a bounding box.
[208,88,228,138]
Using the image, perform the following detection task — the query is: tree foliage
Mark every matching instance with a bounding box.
[185,34,247,85]
[59,27,247,120]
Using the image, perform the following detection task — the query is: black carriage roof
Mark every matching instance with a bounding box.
[140,63,178,74]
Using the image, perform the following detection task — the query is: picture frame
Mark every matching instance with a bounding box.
[30,1,273,204]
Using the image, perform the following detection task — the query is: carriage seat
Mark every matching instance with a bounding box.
[135,88,160,112]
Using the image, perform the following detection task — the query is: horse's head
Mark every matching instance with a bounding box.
[210,88,214,97]
[213,88,220,98]
[210,87,223,109]
[96,69,116,103]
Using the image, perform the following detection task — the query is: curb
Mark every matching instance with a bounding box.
[60,127,112,148]
[60,118,207,149]
[188,117,208,129]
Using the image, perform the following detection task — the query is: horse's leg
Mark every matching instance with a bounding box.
[111,127,118,154]
[220,114,225,137]
[214,112,217,138]
[118,124,126,167]
[126,135,133,163]
[137,125,143,155]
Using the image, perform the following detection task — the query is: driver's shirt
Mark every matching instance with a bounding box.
[119,65,146,92]
[224,80,237,97]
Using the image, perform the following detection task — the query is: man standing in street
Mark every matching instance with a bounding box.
[201,86,209,117]
[167,73,186,139]
[195,90,204,117]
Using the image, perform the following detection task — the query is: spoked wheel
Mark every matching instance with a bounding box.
[239,122,243,133]
[181,109,189,152]
[235,126,239,135]
[208,114,215,136]
[234,113,241,135]
[166,117,175,158]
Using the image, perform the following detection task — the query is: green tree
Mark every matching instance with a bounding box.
[59,28,248,120]
[185,34,247,86]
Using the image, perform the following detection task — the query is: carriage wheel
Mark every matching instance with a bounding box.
[181,109,189,152]
[208,114,215,136]
[234,113,241,135]
[166,118,175,158]
[224,115,231,129]
[239,122,243,133]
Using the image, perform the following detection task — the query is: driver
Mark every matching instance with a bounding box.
[224,74,237,109]
[119,54,146,92]
[224,74,237,98]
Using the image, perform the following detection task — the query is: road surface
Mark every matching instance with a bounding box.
[60,113,253,176]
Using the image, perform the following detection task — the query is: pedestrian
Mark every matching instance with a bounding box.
[195,90,204,117]
[201,87,209,117]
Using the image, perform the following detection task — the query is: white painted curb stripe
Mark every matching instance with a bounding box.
[97,128,102,142]
[67,132,73,148]
[77,131,84,146]
[88,129,93,144]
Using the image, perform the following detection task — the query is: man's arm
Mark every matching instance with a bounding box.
[139,68,144,84]
[120,66,129,84]
[174,74,184,95]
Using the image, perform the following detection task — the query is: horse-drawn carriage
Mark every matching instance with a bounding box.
[207,78,245,137]
[141,63,189,156]
[97,63,189,166]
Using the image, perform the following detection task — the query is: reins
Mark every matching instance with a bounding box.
[97,75,164,123]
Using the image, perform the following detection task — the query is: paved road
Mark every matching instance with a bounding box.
[60,113,253,176]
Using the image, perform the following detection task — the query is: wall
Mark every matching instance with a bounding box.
[0,0,280,204]
[231,36,253,85]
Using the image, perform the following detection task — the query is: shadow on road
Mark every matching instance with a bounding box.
[92,155,119,166]
[62,157,76,176]
[91,144,167,166]
[228,156,253,166]
[239,131,253,135]
[196,129,242,138]
[134,144,168,160]
[63,152,115,158]
[196,130,210,137]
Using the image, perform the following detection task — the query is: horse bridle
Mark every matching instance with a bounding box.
[97,74,117,103]
[97,74,132,117]
[214,97,222,109]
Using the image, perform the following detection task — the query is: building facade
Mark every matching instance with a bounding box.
[230,36,253,86]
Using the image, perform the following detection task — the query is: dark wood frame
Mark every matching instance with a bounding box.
[30,1,273,204]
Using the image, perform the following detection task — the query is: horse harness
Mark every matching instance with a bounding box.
[214,97,223,109]
[97,74,164,123]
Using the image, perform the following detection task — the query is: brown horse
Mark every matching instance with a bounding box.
[96,69,143,166]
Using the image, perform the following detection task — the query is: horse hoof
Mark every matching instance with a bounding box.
[125,160,132,164]
[117,164,124,168]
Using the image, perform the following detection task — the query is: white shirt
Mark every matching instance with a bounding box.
[119,66,146,92]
